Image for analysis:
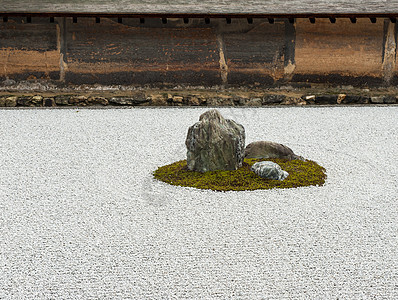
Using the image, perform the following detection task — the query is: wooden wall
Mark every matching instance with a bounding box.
[0,17,396,87]
[0,18,60,81]
[293,18,384,85]
[62,18,220,85]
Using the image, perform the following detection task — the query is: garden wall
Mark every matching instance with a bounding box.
[0,17,397,87]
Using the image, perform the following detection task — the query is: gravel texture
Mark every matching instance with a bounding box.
[0,107,397,299]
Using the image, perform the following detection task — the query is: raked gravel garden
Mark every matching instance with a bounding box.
[0,106,397,299]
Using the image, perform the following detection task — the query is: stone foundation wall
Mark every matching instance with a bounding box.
[1,91,397,107]
[0,17,397,88]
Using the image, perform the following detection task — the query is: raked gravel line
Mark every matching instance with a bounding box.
[0,107,397,299]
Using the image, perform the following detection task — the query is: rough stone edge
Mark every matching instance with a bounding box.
[0,92,397,107]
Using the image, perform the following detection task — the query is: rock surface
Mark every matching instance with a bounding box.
[5,96,17,107]
[251,161,289,181]
[88,96,108,106]
[109,96,149,106]
[245,141,304,161]
[0,92,395,107]
[185,109,245,172]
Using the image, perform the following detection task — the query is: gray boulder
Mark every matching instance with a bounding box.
[251,161,289,181]
[185,109,245,172]
[245,141,304,161]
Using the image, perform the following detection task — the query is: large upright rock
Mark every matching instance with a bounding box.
[185,109,245,172]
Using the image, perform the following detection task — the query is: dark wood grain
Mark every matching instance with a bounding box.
[0,0,396,15]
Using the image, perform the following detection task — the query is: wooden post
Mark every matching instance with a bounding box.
[284,19,296,81]
[216,33,228,87]
[382,19,397,85]
[57,17,68,82]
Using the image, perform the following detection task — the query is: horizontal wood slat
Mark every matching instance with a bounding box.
[0,0,396,15]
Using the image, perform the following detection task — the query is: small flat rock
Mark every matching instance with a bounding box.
[109,97,148,106]
[383,96,396,104]
[251,161,289,181]
[245,141,304,161]
[370,96,384,104]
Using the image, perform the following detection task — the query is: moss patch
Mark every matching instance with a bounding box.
[154,158,326,191]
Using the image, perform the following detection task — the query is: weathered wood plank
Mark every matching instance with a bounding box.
[0,0,396,15]
[63,18,221,85]
[293,18,384,85]
[0,19,57,52]
[222,20,285,85]
[0,19,60,80]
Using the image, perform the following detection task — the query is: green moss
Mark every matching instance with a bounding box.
[153,158,327,191]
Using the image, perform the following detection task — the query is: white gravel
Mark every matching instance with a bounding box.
[0,106,397,299]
